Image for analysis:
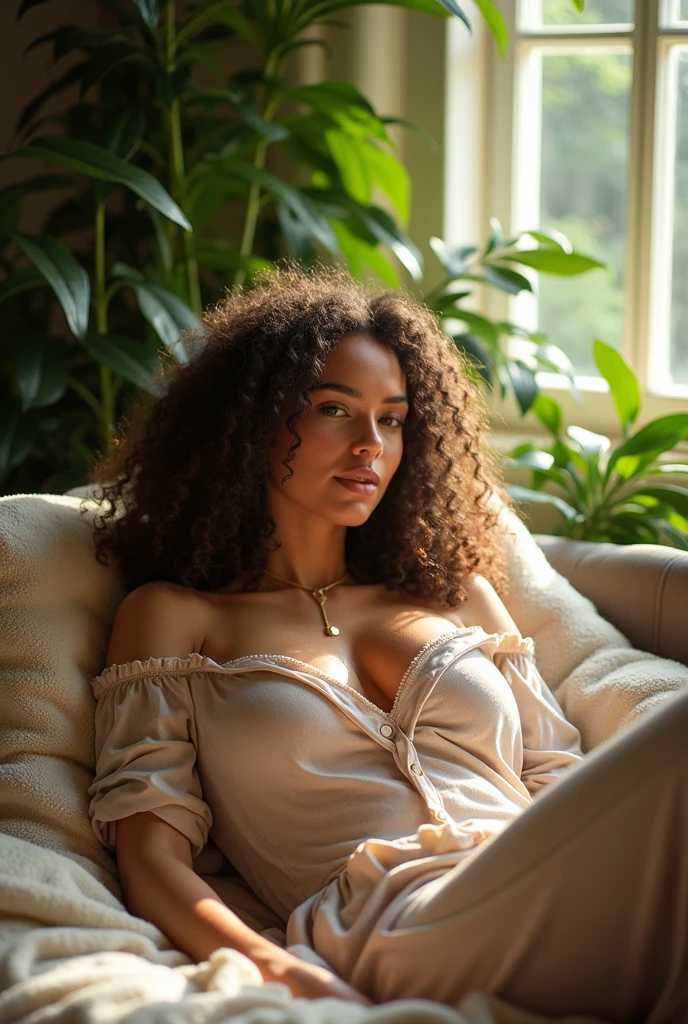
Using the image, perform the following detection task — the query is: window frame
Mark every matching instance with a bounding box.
[446,0,688,449]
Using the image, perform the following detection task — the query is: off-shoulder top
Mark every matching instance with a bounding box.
[87,626,585,923]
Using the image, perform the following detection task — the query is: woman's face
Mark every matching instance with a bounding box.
[266,332,408,526]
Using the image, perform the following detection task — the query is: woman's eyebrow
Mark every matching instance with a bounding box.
[310,382,408,403]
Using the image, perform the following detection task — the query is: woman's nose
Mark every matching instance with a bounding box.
[353,417,383,455]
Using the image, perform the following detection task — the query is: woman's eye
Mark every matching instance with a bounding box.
[320,405,405,427]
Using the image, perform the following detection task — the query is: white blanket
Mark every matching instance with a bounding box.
[1,491,686,1024]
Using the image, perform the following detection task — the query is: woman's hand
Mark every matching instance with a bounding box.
[254,946,374,1005]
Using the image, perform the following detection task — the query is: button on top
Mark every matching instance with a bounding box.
[436,809,447,821]
[410,762,424,776]
[379,723,394,739]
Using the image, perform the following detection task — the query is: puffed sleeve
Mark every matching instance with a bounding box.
[492,633,585,797]
[87,659,213,859]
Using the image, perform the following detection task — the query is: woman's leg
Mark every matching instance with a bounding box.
[349,685,688,1024]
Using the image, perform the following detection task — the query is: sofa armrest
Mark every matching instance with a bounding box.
[533,535,688,667]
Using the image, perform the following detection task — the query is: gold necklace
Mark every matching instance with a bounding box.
[263,567,351,636]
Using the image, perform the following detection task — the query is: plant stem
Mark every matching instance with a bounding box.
[94,198,115,450]
[165,0,202,315]
[233,53,282,289]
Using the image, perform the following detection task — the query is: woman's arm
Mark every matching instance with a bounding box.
[117,811,373,1004]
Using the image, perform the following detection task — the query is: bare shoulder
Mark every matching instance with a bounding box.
[416,575,521,637]
[459,575,521,635]
[104,580,205,669]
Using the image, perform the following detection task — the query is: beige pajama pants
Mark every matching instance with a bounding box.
[340,685,688,1022]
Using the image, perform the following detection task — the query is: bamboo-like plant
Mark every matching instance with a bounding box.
[0,0,587,496]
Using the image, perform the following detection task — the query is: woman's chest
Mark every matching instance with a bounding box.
[195,586,467,713]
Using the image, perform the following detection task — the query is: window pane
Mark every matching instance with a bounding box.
[661,0,688,27]
[668,50,688,386]
[537,52,633,375]
[521,0,634,29]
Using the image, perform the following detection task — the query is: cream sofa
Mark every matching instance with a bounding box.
[0,487,686,1024]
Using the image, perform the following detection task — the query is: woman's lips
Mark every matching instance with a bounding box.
[334,477,379,495]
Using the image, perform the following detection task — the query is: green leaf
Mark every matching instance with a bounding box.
[285,81,388,141]
[14,335,70,409]
[524,228,573,253]
[592,338,640,436]
[5,137,190,230]
[501,249,606,275]
[347,201,423,280]
[216,156,340,254]
[607,413,688,479]
[132,283,199,355]
[478,265,533,294]
[0,399,40,482]
[106,107,146,160]
[360,142,410,226]
[132,0,158,28]
[504,449,555,472]
[16,62,87,133]
[12,232,90,339]
[82,332,159,388]
[506,484,581,522]
[530,392,563,437]
[629,485,688,521]
[0,267,48,304]
[473,0,508,56]
[297,0,469,30]
[506,359,538,414]
[324,130,371,204]
[175,2,256,46]
[567,424,611,457]
[441,311,499,346]
[429,237,478,277]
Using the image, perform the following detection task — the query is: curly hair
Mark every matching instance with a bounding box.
[81,259,519,608]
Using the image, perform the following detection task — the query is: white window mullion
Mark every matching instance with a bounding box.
[626,0,659,401]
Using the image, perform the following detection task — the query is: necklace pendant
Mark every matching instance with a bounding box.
[326,625,340,636]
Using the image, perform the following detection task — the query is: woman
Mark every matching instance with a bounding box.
[85,262,688,1021]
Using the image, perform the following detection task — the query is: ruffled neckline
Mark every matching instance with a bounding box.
[91,627,535,700]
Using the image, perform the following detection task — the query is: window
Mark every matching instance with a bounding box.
[446,0,688,441]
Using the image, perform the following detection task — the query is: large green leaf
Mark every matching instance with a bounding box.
[629,485,688,521]
[362,142,410,226]
[530,392,563,437]
[284,82,388,141]
[6,137,190,229]
[501,249,606,275]
[82,332,159,389]
[506,359,538,415]
[17,63,87,133]
[473,0,507,56]
[133,283,198,357]
[12,232,90,339]
[478,265,533,294]
[592,338,640,436]
[324,130,371,204]
[293,0,470,32]
[132,0,158,29]
[0,399,40,482]
[331,217,400,286]
[606,413,688,480]
[429,237,478,277]
[14,335,70,410]
[214,156,340,254]
[506,484,581,523]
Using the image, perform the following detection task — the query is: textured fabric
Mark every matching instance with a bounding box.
[88,627,585,941]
